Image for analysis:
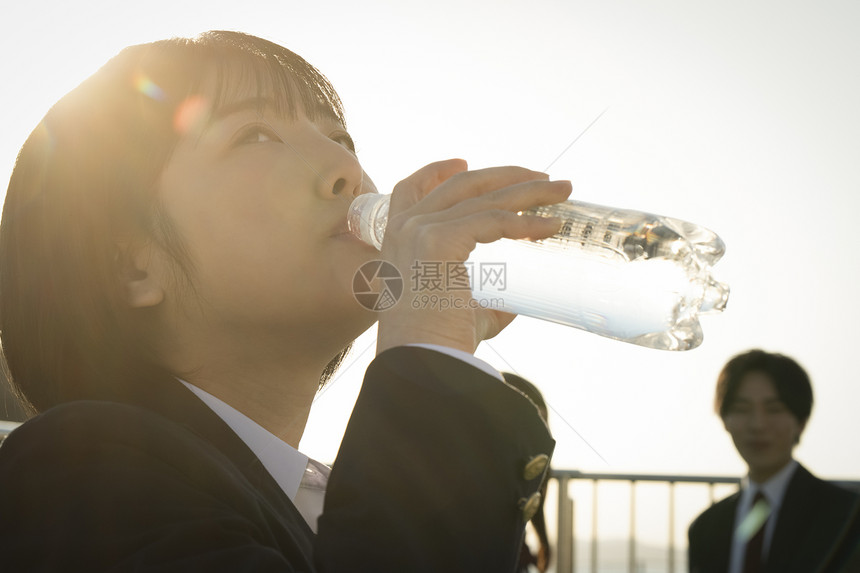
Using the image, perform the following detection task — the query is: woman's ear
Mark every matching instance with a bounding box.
[116,242,165,309]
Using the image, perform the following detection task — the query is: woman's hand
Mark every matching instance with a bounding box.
[375,159,572,355]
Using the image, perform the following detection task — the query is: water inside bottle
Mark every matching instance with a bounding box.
[468,239,716,350]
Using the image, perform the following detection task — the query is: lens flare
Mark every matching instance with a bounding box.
[173,95,211,136]
[133,72,165,101]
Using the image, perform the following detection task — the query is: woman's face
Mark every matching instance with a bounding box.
[152,80,380,346]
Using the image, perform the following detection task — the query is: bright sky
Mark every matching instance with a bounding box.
[3,0,859,521]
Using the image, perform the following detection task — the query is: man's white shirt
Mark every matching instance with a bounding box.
[727,459,799,573]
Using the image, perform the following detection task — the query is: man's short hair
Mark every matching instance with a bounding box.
[715,349,813,423]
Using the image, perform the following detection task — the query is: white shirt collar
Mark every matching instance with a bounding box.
[741,458,799,510]
[178,380,309,501]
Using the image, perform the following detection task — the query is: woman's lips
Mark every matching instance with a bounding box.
[329,215,353,237]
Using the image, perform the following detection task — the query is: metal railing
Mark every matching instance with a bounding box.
[549,469,860,573]
[551,470,742,573]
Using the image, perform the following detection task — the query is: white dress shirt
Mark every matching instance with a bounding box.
[179,380,329,531]
[178,345,504,532]
[728,459,799,573]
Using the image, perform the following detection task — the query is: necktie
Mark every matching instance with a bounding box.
[742,490,771,573]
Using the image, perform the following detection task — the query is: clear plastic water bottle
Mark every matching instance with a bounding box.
[348,193,729,350]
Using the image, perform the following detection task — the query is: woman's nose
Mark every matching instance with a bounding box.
[318,144,365,200]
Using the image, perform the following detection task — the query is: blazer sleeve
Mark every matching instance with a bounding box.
[315,345,555,573]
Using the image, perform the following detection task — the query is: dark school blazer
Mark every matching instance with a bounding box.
[688,464,860,573]
[0,346,554,572]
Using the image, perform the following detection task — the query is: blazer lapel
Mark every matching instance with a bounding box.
[766,465,841,573]
[103,373,314,537]
[694,493,738,573]
[712,495,739,573]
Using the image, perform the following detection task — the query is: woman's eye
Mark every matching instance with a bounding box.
[234,126,281,146]
[330,130,356,154]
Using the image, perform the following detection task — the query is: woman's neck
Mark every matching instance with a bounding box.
[189,360,326,448]
[159,328,348,447]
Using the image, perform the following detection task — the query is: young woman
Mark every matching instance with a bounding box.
[0,30,568,571]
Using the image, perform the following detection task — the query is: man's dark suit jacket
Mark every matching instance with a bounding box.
[0,346,554,572]
[688,464,860,573]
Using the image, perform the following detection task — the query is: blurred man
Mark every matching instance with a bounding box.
[688,349,860,573]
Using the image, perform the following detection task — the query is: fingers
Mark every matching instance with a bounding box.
[465,207,566,244]
[376,162,568,356]
[406,206,563,264]
[412,166,552,215]
[388,159,469,215]
[383,161,571,263]
[390,161,550,215]
[399,179,571,252]
[435,178,572,224]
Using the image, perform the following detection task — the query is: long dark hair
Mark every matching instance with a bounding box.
[0,31,351,415]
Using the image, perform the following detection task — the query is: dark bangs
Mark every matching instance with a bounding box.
[193,31,346,126]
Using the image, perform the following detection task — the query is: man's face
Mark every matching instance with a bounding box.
[722,371,805,482]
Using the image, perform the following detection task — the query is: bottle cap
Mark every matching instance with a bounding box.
[348,193,389,250]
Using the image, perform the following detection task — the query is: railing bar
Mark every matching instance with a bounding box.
[549,469,747,485]
[591,479,598,573]
[668,481,676,573]
[556,476,564,573]
[629,480,636,573]
[556,476,573,573]
[570,495,576,573]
